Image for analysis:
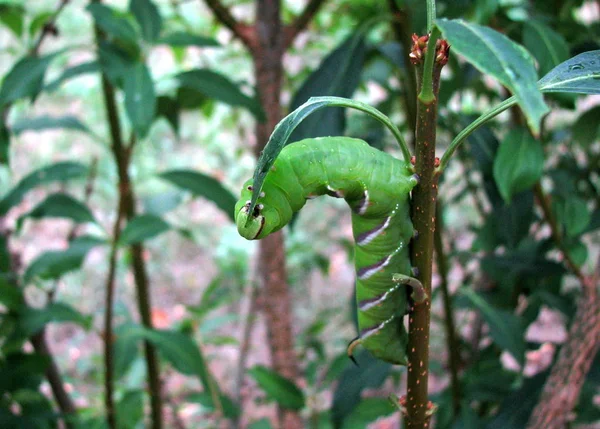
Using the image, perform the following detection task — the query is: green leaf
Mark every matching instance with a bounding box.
[86,3,138,45]
[538,50,600,94]
[158,31,219,48]
[0,276,24,310]
[461,288,525,366]
[159,170,237,222]
[24,235,106,283]
[0,118,9,165]
[493,128,544,203]
[175,69,265,120]
[45,61,99,93]
[156,96,179,134]
[342,398,394,429]
[436,18,549,135]
[0,161,88,215]
[331,350,391,428]
[553,196,591,238]
[119,214,170,245]
[123,62,156,138]
[113,322,145,379]
[522,21,569,76]
[289,33,367,142]
[185,392,240,419]
[115,390,144,429]
[0,4,24,37]
[129,0,162,43]
[19,302,92,336]
[28,11,53,38]
[246,97,409,216]
[246,419,273,429]
[11,115,91,135]
[572,105,600,147]
[0,51,63,106]
[248,365,305,410]
[98,40,137,85]
[16,193,97,231]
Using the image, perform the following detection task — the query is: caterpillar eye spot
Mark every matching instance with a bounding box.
[252,206,261,217]
[247,185,253,191]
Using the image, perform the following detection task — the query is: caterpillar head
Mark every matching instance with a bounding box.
[235,181,280,240]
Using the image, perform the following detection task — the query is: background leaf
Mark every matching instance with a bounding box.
[16,193,97,231]
[123,62,156,138]
[522,21,569,76]
[159,31,219,47]
[159,170,237,222]
[11,115,91,135]
[493,127,544,203]
[289,33,367,142]
[119,214,170,245]
[248,365,305,410]
[129,0,162,43]
[436,18,549,134]
[19,302,92,336]
[87,3,138,45]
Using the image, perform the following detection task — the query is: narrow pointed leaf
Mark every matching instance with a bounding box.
[158,31,219,47]
[0,162,88,215]
[159,170,236,222]
[248,365,305,410]
[123,62,156,138]
[523,21,569,76]
[0,119,9,165]
[19,302,92,336]
[119,214,170,245]
[289,33,367,142]
[0,4,25,37]
[538,50,600,94]
[24,235,106,283]
[16,193,97,231]
[175,69,264,120]
[0,51,63,106]
[11,115,91,135]
[493,128,544,203]
[436,18,549,134]
[129,0,162,43]
[461,288,525,366]
[45,61,99,92]
[86,3,138,44]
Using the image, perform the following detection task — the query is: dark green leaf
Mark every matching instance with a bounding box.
[0,276,24,310]
[493,128,544,203]
[159,170,236,222]
[19,302,92,336]
[523,21,569,76]
[0,161,88,215]
[123,62,156,138]
[331,350,391,428]
[129,0,162,43]
[156,95,179,134]
[159,31,220,48]
[119,214,170,245]
[461,288,526,366]
[113,322,144,379]
[115,390,144,429]
[24,235,106,283]
[289,33,367,142]
[436,19,549,134]
[453,401,483,429]
[45,61,99,93]
[553,196,591,237]
[176,69,264,120]
[539,50,600,94]
[0,117,8,165]
[86,3,138,45]
[573,105,600,147]
[16,193,97,231]
[342,398,394,429]
[0,4,24,37]
[246,419,273,429]
[98,40,137,85]
[486,372,547,428]
[0,51,63,106]
[11,115,91,135]
[248,365,305,410]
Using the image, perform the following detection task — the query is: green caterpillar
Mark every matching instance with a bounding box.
[235,136,422,365]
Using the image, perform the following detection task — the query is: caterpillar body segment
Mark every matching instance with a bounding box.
[235,136,418,365]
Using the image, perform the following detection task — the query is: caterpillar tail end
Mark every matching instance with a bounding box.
[347,337,362,367]
[392,273,428,304]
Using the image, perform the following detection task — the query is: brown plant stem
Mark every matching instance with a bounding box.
[433,204,461,416]
[93,4,162,426]
[404,39,444,429]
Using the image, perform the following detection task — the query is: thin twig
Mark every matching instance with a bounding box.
[283,0,327,49]
[30,0,70,54]
[202,0,256,49]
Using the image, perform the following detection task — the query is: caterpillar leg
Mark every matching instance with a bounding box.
[347,337,362,367]
[392,273,427,303]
